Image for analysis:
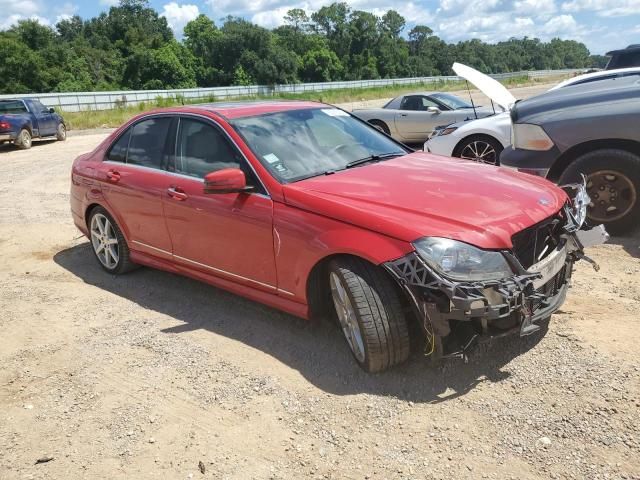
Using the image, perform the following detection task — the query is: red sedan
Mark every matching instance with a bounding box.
[70,101,603,372]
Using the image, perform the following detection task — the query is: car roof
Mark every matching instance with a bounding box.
[166,100,326,120]
[606,44,640,56]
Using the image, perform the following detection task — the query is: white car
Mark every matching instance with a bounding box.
[424,65,640,164]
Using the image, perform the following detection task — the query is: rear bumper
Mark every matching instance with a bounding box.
[0,133,13,142]
[499,145,561,177]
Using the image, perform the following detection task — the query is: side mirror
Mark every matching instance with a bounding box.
[203,168,254,194]
[48,107,55,113]
[427,106,441,114]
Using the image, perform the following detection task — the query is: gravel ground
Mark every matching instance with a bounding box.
[1,88,639,480]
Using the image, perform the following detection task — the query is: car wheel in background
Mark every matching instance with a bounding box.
[328,257,410,372]
[455,135,503,165]
[16,129,32,150]
[368,120,390,135]
[88,207,137,274]
[559,149,640,235]
[56,123,67,141]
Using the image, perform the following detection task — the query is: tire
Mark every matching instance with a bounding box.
[454,135,503,165]
[16,129,32,150]
[56,123,67,141]
[328,257,410,372]
[368,120,390,135]
[558,149,640,235]
[88,206,137,274]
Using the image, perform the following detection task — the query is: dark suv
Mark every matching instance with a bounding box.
[606,44,640,70]
[500,75,640,234]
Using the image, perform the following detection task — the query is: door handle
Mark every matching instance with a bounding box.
[167,186,188,201]
[106,170,121,182]
[400,113,408,117]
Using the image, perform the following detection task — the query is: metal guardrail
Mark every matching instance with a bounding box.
[0,69,580,112]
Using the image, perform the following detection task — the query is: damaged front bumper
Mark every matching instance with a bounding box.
[383,188,608,360]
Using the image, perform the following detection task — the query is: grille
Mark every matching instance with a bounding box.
[531,265,567,311]
[511,211,566,269]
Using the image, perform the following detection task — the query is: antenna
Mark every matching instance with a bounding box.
[465,80,478,119]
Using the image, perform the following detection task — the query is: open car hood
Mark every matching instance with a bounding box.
[453,62,516,110]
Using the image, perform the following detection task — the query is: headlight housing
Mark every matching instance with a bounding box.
[413,237,513,282]
[436,126,458,136]
[565,176,590,228]
[512,123,554,151]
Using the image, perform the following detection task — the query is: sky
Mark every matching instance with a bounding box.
[1,0,639,55]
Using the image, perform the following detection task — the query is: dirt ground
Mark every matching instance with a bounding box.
[1,95,639,480]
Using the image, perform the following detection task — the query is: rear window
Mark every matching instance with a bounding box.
[0,101,28,114]
[127,117,172,169]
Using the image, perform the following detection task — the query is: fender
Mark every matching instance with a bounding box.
[273,201,413,303]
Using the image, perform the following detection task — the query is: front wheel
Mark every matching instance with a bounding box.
[56,123,67,141]
[328,257,410,372]
[455,135,503,165]
[558,149,640,235]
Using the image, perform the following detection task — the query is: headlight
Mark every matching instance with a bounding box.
[512,123,554,151]
[413,237,513,282]
[567,177,590,228]
[437,126,458,136]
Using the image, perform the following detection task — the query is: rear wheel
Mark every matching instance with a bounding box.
[368,120,390,135]
[455,135,502,165]
[328,257,410,372]
[16,129,32,149]
[88,207,137,274]
[558,149,640,235]
[56,123,66,141]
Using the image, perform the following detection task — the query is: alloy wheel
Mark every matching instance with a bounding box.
[329,272,366,362]
[460,140,497,165]
[21,130,31,148]
[586,170,637,222]
[90,213,120,269]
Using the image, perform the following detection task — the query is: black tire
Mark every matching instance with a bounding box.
[558,149,640,235]
[454,135,503,165]
[87,206,137,274]
[56,123,67,141]
[328,257,410,372]
[368,120,390,135]
[16,129,32,150]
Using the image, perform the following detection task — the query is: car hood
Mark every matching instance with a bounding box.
[453,62,516,110]
[282,152,567,250]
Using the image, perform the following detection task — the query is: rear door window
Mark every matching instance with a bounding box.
[127,117,172,169]
[106,129,131,163]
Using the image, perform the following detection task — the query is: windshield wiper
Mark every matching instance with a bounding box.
[345,152,403,169]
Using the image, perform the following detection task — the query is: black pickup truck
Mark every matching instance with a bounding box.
[501,74,640,234]
[0,98,66,149]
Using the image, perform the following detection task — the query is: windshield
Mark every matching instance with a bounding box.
[431,93,473,110]
[230,108,407,183]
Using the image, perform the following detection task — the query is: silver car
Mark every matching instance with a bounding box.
[353,92,498,143]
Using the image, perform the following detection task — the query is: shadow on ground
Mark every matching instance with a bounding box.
[608,233,640,259]
[54,243,549,404]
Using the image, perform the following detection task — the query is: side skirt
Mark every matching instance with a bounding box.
[129,250,310,320]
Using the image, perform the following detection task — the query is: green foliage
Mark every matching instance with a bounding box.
[0,0,599,95]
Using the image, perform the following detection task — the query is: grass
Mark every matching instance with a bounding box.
[61,74,569,131]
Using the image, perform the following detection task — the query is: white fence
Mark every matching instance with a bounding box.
[0,69,580,112]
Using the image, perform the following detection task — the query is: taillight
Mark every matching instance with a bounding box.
[0,121,10,130]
